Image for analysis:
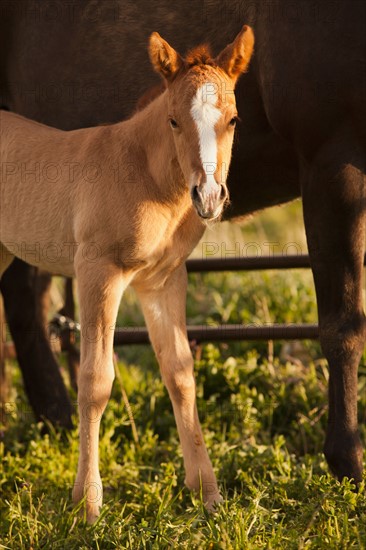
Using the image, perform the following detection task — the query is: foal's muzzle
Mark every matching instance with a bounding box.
[191,182,228,220]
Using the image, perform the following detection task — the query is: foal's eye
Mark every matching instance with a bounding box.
[229,116,238,128]
[169,118,179,129]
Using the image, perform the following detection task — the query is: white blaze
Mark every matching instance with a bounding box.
[190,83,221,196]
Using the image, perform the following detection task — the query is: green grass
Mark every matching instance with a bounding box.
[1,348,366,549]
[1,202,366,548]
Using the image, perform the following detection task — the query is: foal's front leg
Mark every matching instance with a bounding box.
[136,266,221,509]
[72,256,129,523]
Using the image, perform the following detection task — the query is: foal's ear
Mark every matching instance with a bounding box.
[149,32,183,82]
[215,25,255,81]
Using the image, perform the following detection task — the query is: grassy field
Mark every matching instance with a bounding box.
[1,201,366,549]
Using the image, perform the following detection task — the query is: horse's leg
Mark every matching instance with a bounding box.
[0,295,8,408]
[136,266,221,509]
[0,259,73,428]
[301,135,366,482]
[59,278,79,392]
[0,245,13,408]
[72,257,128,523]
[0,243,14,277]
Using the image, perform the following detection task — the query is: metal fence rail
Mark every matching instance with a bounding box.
[113,323,320,345]
[186,253,366,273]
[113,253,366,346]
[186,254,312,272]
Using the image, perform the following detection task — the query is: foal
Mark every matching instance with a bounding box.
[0,26,254,522]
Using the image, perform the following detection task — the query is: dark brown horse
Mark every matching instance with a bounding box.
[0,0,365,486]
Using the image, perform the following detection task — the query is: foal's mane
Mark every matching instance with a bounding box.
[184,45,215,67]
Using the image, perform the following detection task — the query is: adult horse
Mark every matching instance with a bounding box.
[0,0,365,486]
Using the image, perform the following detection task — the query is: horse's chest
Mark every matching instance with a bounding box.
[132,208,204,289]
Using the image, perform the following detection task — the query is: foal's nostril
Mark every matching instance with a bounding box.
[219,185,227,201]
[192,185,200,202]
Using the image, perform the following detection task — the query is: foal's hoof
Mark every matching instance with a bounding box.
[74,499,101,524]
[188,479,222,511]
[84,503,101,524]
[72,481,102,524]
[204,490,223,512]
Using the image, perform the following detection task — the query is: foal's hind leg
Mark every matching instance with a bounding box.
[136,265,221,509]
[72,255,129,523]
[302,135,366,482]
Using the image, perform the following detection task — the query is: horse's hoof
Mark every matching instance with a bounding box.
[204,491,223,512]
[324,429,363,484]
[85,502,101,524]
[72,479,102,523]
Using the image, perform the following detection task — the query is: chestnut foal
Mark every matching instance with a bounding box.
[0,26,254,522]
